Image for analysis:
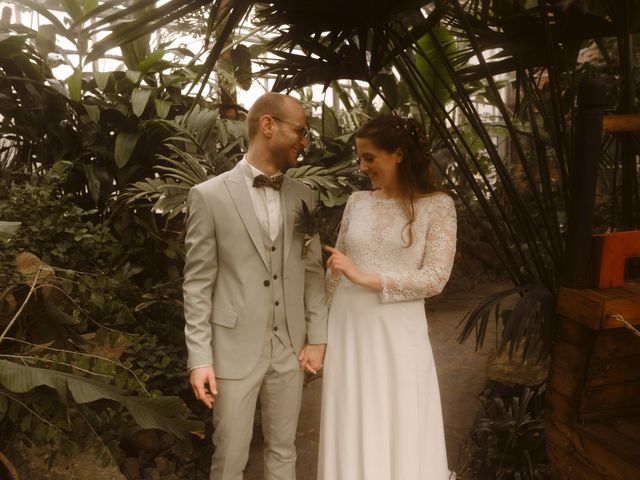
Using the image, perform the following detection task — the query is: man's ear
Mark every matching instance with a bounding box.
[259,115,274,139]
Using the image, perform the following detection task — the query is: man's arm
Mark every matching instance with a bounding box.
[183,186,218,407]
[300,191,328,372]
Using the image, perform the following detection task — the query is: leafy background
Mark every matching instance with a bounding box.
[2,1,640,478]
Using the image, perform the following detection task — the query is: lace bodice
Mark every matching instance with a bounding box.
[326,190,457,303]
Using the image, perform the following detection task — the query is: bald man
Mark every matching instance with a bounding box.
[183,93,328,480]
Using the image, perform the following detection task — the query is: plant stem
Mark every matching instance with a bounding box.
[0,390,61,431]
[3,337,150,396]
[0,266,41,345]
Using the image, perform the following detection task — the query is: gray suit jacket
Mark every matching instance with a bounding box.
[183,162,328,379]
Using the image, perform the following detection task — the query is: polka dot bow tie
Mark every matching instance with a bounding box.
[253,174,284,191]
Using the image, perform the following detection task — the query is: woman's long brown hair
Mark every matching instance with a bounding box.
[355,114,438,246]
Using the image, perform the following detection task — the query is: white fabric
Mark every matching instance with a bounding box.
[242,157,283,241]
[319,190,457,480]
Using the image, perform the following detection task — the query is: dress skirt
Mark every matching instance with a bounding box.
[318,284,450,480]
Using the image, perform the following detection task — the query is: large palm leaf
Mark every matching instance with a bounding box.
[81,0,640,361]
[248,1,640,360]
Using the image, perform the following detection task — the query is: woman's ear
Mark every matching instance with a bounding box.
[395,148,403,164]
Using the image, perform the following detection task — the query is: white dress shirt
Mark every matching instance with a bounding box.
[242,158,283,241]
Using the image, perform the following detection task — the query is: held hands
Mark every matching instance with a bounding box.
[189,365,217,409]
[298,343,326,374]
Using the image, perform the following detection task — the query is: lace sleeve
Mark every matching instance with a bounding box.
[325,193,356,300]
[379,194,457,303]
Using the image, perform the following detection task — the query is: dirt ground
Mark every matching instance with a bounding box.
[243,281,509,479]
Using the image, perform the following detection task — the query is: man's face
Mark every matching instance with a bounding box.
[269,100,309,171]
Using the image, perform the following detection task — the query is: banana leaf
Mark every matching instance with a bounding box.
[0,359,203,439]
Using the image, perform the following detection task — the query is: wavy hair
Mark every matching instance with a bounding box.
[355,114,439,246]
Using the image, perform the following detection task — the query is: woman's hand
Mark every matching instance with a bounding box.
[324,246,382,291]
[325,245,360,283]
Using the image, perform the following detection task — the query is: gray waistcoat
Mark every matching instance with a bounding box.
[260,221,292,349]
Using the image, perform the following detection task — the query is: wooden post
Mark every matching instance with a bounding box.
[564,77,607,288]
[618,30,638,230]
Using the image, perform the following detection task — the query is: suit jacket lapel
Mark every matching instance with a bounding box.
[281,176,297,261]
[224,165,269,269]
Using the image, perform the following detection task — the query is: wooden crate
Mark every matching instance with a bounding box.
[591,231,640,289]
[546,282,640,479]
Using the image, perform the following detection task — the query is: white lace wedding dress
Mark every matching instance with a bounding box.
[318,190,457,480]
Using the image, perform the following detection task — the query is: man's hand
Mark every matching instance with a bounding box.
[298,343,326,374]
[189,365,217,409]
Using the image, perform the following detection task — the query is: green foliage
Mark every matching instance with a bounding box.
[120,105,247,220]
[121,93,366,242]
[249,0,640,362]
[0,26,222,209]
[0,360,200,439]
[0,162,119,271]
[287,161,358,209]
[0,166,202,464]
[0,34,74,182]
[465,384,549,479]
[457,284,555,362]
[415,25,457,113]
[96,0,640,365]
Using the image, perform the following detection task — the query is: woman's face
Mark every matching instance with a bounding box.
[355,137,401,193]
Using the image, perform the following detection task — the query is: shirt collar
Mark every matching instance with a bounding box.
[241,157,283,179]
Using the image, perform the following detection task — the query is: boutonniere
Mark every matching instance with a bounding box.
[295,200,321,258]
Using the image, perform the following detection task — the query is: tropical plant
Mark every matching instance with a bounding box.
[77,0,640,362]
[0,164,202,465]
[464,383,549,479]
[119,104,247,219]
[0,33,73,182]
[0,11,251,208]
[119,94,369,252]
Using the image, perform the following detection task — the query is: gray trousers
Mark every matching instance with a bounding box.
[210,332,303,480]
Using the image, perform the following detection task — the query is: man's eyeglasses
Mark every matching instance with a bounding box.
[270,115,309,141]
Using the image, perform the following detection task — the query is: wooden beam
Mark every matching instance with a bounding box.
[602,114,640,132]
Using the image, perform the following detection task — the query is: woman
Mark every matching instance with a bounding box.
[317,114,457,479]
